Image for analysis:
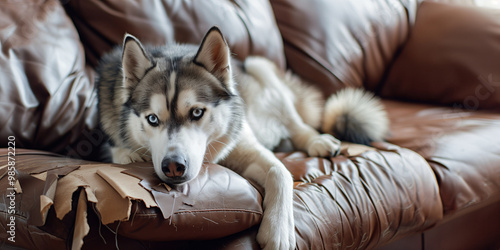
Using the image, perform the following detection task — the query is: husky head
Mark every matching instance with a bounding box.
[119,27,240,184]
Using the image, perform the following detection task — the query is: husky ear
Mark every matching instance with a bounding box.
[122,34,153,89]
[194,27,233,89]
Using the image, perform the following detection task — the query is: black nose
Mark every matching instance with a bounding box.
[161,156,186,178]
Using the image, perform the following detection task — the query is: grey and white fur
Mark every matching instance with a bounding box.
[96,26,388,250]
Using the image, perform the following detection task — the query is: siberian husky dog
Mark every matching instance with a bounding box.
[97,26,388,249]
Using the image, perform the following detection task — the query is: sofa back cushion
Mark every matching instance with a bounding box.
[381,1,500,110]
[64,0,285,69]
[0,0,97,154]
[270,0,417,96]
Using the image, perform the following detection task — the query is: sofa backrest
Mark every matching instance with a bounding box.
[0,0,97,155]
[270,0,418,96]
[64,0,286,70]
[65,0,419,97]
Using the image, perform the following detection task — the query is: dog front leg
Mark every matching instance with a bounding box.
[221,124,295,250]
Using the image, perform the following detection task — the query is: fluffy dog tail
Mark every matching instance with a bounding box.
[322,88,389,145]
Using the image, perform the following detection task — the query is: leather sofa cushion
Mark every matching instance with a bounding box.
[0,143,443,249]
[381,1,500,110]
[0,0,97,153]
[270,0,417,96]
[384,99,500,215]
[64,0,285,70]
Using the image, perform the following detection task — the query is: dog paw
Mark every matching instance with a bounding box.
[256,210,296,250]
[306,134,341,157]
[111,147,150,164]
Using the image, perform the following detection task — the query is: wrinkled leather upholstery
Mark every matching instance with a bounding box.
[270,0,417,96]
[0,0,97,154]
[1,0,500,249]
[65,0,285,70]
[384,100,500,214]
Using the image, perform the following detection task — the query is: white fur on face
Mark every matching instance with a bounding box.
[149,129,169,182]
[167,72,176,109]
[150,94,169,121]
[128,113,146,147]
[141,88,231,183]
[149,126,207,183]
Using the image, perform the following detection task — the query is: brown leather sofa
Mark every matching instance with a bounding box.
[1,0,500,249]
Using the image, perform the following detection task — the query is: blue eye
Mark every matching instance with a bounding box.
[191,108,205,121]
[147,114,159,126]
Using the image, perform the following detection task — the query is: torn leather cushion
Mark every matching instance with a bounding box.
[53,164,133,225]
[0,149,263,246]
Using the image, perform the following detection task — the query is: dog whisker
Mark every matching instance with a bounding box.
[131,146,147,155]
[213,140,230,147]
